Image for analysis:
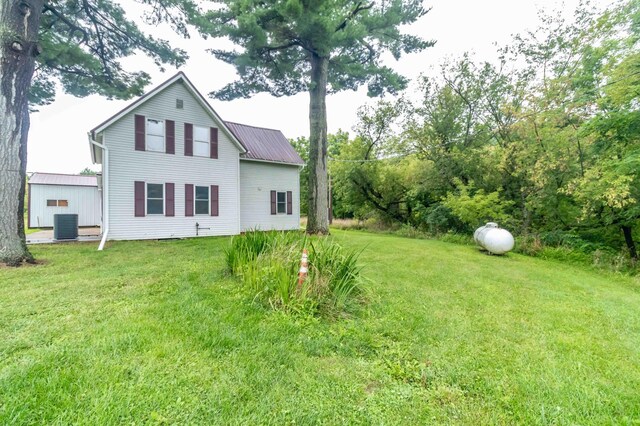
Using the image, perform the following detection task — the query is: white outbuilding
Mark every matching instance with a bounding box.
[28,173,102,228]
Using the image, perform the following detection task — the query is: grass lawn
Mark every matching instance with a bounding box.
[1,231,639,424]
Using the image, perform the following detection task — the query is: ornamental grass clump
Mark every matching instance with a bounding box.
[225,231,365,316]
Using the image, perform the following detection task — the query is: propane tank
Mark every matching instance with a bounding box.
[474,222,515,255]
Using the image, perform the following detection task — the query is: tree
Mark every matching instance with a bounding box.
[79,167,97,176]
[188,0,432,234]
[0,0,187,265]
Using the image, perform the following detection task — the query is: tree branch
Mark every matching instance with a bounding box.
[42,3,89,44]
[335,2,374,33]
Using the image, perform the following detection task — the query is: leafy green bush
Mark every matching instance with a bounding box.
[225,231,365,316]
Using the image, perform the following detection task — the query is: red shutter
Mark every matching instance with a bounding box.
[270,190,277,215]
[135,115,145,151]
[287,191,292,215]
[185,184,194,216]
[134,181,145,217]
[211,185,219,216]
[184,123,193,156]
[210,127,218,159]
[165,183,175,216]
[166,120,175,154]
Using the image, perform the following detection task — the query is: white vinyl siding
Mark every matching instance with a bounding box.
[146,119,164,152]
[193,126,209,157]
[29,184,101,228]
[240,160,300,231]
[103,81,242,240]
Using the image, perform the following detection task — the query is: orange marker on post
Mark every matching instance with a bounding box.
[297,249,309,290]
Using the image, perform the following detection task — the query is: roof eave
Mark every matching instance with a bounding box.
[240,157,305,167]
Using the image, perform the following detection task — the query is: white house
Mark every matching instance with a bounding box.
[88,72,303,249]
[28,173,101,228]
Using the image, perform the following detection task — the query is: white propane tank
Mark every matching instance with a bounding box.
[474,222,515,255]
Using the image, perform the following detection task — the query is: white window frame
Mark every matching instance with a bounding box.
[195,185,210,215]
[193,125,209,157]
[276,191,287,215]
[146,118,165,152]
[146,182,164,215]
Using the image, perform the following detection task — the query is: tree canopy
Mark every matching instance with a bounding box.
[32,0,190,106]
[187,0,432,233]
[319,0,640,262]
[189,0,432,100]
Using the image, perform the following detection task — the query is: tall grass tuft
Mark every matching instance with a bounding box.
[225,230,365,316]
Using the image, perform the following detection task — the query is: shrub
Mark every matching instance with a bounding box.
[225,231,365,316]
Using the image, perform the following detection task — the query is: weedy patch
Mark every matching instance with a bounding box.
[225,231,366,317]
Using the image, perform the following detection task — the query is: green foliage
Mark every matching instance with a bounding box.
[79,167,97,175]
[324,0,640,261]
[442,180,514,230]
[33,0,189,105]
[187,0,432,100]
[226,231,365,316]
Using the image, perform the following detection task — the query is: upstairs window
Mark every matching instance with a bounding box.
[47,199,68,207]
[277,191,286,214]
[146,119,165,152]
[195,186,209,214]
[193,126,209,157]
[146,183,164,214]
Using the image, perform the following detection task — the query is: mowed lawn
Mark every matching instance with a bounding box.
[1,231,639,425]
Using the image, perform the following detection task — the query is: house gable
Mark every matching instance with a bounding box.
[95,77,243,240]
[89,72,246,160]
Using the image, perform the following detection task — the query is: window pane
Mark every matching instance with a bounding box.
[277,192,286,203]
[58,200,68,207]
[193,140,209,157]
[195,186,209,200]
[147,183,163,199]
[195,200,209,215]
[147,199,163,214]
[47,199,57,207]
[194,126,208,142]
[147,119,164,136]
[147,134,164,152]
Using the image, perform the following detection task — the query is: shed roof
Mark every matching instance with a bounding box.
[29,173,98,187]
[225,122,304,165]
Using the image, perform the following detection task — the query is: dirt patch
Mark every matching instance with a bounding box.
[0,258,48,269]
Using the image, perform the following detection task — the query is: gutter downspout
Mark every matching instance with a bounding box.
[88,134,109,251]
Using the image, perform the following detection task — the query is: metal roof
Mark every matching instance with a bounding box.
[29,173,98,187]
[225,122,304,165]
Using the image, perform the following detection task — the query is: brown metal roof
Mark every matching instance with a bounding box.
[225,121,304,165]
[29,173,98,187]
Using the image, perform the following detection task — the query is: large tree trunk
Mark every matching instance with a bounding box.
[0,0,42,265]
[306,54,329,234]
[621,225,637,261]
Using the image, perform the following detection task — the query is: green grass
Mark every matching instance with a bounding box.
[1,231,639,424]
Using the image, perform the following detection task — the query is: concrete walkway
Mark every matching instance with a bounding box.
[26,227,102,244]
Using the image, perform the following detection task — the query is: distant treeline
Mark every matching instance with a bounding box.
[293,0,640,261]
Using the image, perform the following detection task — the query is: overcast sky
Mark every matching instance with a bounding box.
[28,0,614,174]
